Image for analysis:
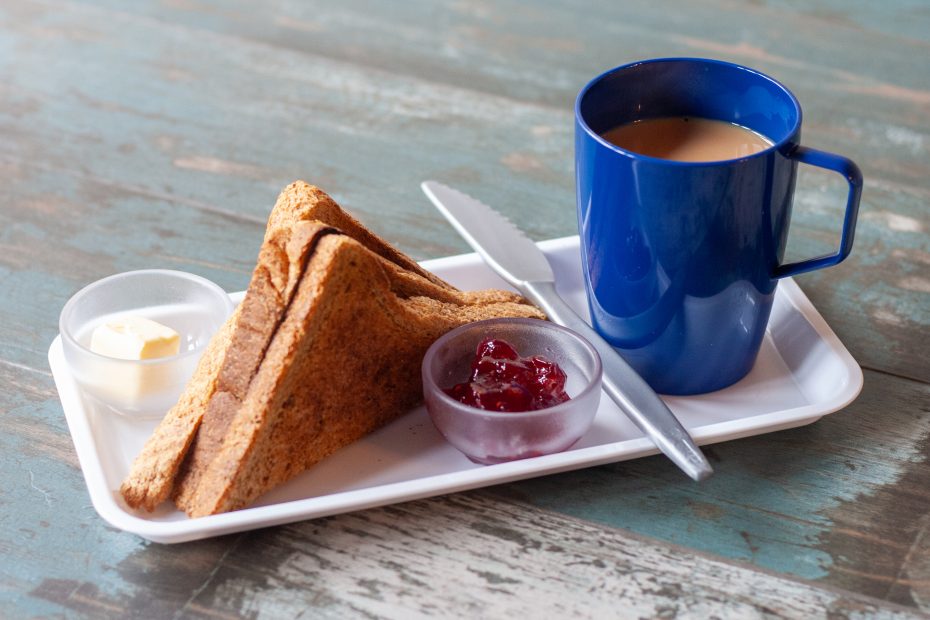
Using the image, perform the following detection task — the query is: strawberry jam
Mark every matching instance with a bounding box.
[444,338,570,412]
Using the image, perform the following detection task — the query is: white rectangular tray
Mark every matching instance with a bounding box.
[49,236,863,543]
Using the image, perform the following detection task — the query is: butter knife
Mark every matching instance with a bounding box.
[421,181,713,482]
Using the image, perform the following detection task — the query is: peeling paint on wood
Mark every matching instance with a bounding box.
[500,374,930,605]
[0,0,928,617]
[28,495,930,619]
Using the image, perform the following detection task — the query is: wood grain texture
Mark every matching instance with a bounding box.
[1,0,926,379]
[25,494,930,619]
[499,371,930,605]
[0,0,928,616]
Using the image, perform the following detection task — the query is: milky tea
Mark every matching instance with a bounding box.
[601,117,773,162]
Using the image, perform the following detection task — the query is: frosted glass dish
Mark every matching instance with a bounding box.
[422,318,602,464]
[59,269,234,418]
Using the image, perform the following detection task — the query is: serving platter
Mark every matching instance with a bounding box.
[48,236,863,543]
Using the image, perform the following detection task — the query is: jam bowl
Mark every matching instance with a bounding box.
[422,318,602,464]
[59,269,234,418]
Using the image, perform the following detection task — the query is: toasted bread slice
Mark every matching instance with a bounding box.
[118,305,240,512]
[120,183,544,516]
[265,181,451,289]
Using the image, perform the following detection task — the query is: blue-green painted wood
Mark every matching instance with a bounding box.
[2,0,926,378]
[497,374,930,596]
[0,0,928,616]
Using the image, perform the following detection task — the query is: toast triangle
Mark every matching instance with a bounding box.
[120,183,545,516]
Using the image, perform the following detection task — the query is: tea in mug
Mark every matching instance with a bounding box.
[601,117,773,162]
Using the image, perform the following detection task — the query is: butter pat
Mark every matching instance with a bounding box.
[90,316,181,360]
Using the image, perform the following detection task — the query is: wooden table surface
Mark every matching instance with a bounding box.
[2,0,929,617]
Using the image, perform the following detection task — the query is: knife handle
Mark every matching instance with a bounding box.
[522,281,713,482]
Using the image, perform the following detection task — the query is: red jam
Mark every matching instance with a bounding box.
[444,338,570,412]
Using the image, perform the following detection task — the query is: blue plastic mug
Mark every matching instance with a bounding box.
[575,58,862,395]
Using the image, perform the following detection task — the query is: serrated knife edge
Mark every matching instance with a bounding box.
[421,181,554,286]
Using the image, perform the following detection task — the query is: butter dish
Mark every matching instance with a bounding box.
[58,269,234,418]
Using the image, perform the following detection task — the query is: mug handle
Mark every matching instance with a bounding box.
[773,146,863,279]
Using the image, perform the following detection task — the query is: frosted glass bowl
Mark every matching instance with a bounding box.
[422,318,602,464]
[59,269,234,418]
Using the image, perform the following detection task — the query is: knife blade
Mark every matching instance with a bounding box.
[421,180,713,482]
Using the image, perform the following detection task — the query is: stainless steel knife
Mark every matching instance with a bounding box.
[421,180,713,482]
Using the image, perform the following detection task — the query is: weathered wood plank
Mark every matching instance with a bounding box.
[497,371,930,608]
[25,493,930,619]
[0,0,926,382]
[0,0,927,617]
